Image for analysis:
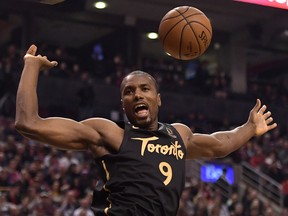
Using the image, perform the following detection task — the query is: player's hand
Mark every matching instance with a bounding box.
[24,44,58,71]
[248,99,277,136]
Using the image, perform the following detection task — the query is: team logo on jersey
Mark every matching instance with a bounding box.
[132,136,184,160]
[166,127,176,138]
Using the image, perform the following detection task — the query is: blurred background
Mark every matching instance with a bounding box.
[0,0,288,215]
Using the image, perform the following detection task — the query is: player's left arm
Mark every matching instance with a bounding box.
[173,99,277,159]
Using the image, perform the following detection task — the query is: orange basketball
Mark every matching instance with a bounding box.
[158,6,212,60]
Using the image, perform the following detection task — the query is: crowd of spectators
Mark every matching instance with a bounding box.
[1,112,288,215]
[0,117,98,215]
[1,42,287,110]
[0,42,288,215]
[177,177,279,216]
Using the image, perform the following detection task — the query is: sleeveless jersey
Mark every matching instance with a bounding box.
[91,122,186,216]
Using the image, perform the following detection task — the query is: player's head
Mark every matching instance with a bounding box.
[120,71,159,93]
[120,71,161,129]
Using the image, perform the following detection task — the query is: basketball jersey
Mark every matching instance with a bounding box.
[91,122,186,216]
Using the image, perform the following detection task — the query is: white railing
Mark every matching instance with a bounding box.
[185,160,284,214]
[240,161,284,208]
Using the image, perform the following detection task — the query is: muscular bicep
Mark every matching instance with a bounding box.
[172,123,225,159]
[186,133,226,159]
[17,117,101,150]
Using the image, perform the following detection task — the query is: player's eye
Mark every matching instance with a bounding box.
[124,89,133,95]
[142,87,150,91]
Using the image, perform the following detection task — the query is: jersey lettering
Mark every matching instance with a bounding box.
[132,136,184,160]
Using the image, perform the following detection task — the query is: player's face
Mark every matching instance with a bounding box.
[121,74,161,130]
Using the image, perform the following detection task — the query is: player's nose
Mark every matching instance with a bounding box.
[134,89,143,100]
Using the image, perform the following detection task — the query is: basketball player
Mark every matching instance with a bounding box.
[15,45,277,216]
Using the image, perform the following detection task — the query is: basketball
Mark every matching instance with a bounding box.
[158,6,212,60]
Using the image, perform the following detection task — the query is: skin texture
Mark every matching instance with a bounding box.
[121,72,161,130]
[15,44,277,160]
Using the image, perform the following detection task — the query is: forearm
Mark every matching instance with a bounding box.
[181,98,275,160]
[15,61,41,130]
[212,122,255,156]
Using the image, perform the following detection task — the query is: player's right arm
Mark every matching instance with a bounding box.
[15,45,116,152]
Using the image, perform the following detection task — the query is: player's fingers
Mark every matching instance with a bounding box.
[51,61,58,67]
[44,56,58,66]
[26,44,37,56]
[251,99,261,113]
[266,117,273,124]
[258,104,267,115]
[263,111,271,119]
[268,123,277,130]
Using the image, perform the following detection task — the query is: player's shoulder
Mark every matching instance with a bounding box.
[171,122,193,137]
[81,117,123,131]
[81,118,124,149]
[171,122,190,131]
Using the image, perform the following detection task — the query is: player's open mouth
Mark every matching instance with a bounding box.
[134,104,149,118]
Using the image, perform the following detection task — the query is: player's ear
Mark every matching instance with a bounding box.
[157,93,161,107]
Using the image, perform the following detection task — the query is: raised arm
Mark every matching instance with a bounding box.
[15,45,120,153]
[173,99,277,159]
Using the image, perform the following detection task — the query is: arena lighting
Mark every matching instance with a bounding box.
[146,32,158,40]
[234,0,288,10]
[94,1,107,9]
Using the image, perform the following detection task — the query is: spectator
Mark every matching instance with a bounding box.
[73,195,94,216]
[214,168,231,203]
[178,186,195,216]
[58,190,79,216]
[0,192,17,216]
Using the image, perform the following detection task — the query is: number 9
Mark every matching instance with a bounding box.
[159,162,172,185]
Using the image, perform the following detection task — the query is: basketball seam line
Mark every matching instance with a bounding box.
[177,10,212,58]
[178,12,203,59]
[162,18,186,57]
[162,13,205,58]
